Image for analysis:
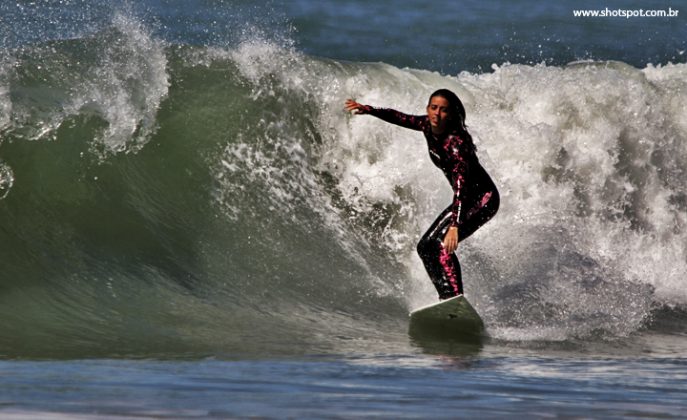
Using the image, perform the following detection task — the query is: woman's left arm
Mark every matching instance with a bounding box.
[443,136,470,253]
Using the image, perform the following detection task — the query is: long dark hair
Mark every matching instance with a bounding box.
[428,89,474,148]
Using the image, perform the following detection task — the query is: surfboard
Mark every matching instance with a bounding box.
[409,295,484,338]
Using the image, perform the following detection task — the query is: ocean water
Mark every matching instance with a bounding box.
[1,0,686,418]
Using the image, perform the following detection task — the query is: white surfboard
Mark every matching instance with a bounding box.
[409,295,484,337]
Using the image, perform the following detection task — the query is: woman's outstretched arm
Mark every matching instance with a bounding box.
[345,99,426,131]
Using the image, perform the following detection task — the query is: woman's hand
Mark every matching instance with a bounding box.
[345,99,367,114]
[443,226,459,254]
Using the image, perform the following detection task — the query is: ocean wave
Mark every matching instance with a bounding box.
[1,20,686,357]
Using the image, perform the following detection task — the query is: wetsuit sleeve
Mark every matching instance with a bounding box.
[450,175,464,227]
[358,105,426,131]
[449,137,470,227]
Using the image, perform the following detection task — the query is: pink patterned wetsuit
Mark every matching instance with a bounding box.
[360,106,500,299]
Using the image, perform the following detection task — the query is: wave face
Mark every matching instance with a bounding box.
[1,13,686,358]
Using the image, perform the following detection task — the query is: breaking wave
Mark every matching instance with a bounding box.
[1,13,686,358]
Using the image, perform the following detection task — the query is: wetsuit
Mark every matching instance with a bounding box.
[360,106,500,299]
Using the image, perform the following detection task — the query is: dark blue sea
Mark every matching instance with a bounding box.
[1,0,686,418]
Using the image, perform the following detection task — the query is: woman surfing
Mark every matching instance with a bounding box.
[345,89,499,300]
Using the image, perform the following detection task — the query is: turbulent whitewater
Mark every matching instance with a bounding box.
[0,14,686,358]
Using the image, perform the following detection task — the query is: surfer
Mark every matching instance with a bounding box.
[345,90,499,300]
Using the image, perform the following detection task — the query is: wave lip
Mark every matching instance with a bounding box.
[0,12,169,155]
[71,13,170,154]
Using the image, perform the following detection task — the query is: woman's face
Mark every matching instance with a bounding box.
[426,96,451,134]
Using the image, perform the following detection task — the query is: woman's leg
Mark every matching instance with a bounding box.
[417,206,463,299]
[416,185,499,300]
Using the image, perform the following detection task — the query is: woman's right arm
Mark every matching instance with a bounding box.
[345,99,426,131]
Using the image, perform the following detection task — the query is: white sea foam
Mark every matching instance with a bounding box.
[211,36,398,299]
